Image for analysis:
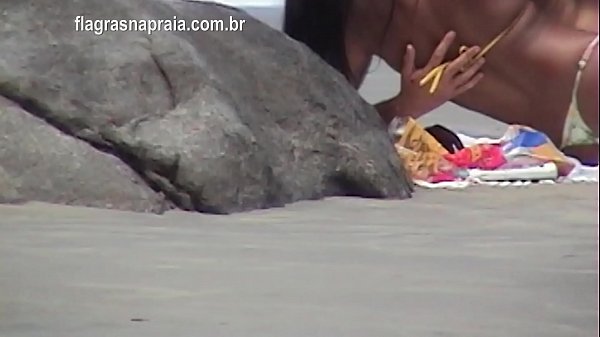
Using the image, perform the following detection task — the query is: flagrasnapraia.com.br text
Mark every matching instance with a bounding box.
[74,15,246,35]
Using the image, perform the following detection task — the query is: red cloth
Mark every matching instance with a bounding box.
[443,144,506,170]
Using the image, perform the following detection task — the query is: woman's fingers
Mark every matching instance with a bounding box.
[454,73,485,96]
[402,44,416,79]
[422,31,456,74]
[445,46,481,76]
[453,57,485,87]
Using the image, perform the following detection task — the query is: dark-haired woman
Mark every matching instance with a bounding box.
[284,0,599,164]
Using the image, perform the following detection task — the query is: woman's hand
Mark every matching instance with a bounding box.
[394,31,486,118]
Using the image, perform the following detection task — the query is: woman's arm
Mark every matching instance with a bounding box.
[374,93,438,125]
[374,97,406,125]
[345,27,486,125]
[373,33,486,124]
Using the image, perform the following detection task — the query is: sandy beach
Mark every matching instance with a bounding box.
[1,5,598,337]
[1,185,598,336]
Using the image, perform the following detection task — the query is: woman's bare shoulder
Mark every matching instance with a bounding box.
[456,0,530,21]
[426,0,534,41]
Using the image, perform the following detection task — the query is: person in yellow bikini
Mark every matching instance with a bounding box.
[284,0,600,164]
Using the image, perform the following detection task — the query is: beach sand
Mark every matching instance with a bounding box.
[0,6,598,337]
[1,185,598,337]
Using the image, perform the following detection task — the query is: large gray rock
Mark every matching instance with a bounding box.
[0,97,172,212]
[0,0,412,214]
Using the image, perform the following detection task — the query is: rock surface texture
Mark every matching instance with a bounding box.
[0,0,412,214]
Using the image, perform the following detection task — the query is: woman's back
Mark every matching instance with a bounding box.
[404,0,598,144]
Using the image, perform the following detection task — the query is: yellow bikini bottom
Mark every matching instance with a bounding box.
[561,35,599,149]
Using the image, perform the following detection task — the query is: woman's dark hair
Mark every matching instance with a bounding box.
[284,0,396,85]
[284,0,354,81]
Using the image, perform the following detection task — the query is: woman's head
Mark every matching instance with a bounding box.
[284,0,354,80]
[284,0,396,86]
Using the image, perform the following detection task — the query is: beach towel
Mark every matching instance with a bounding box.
[390,118,599,189]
